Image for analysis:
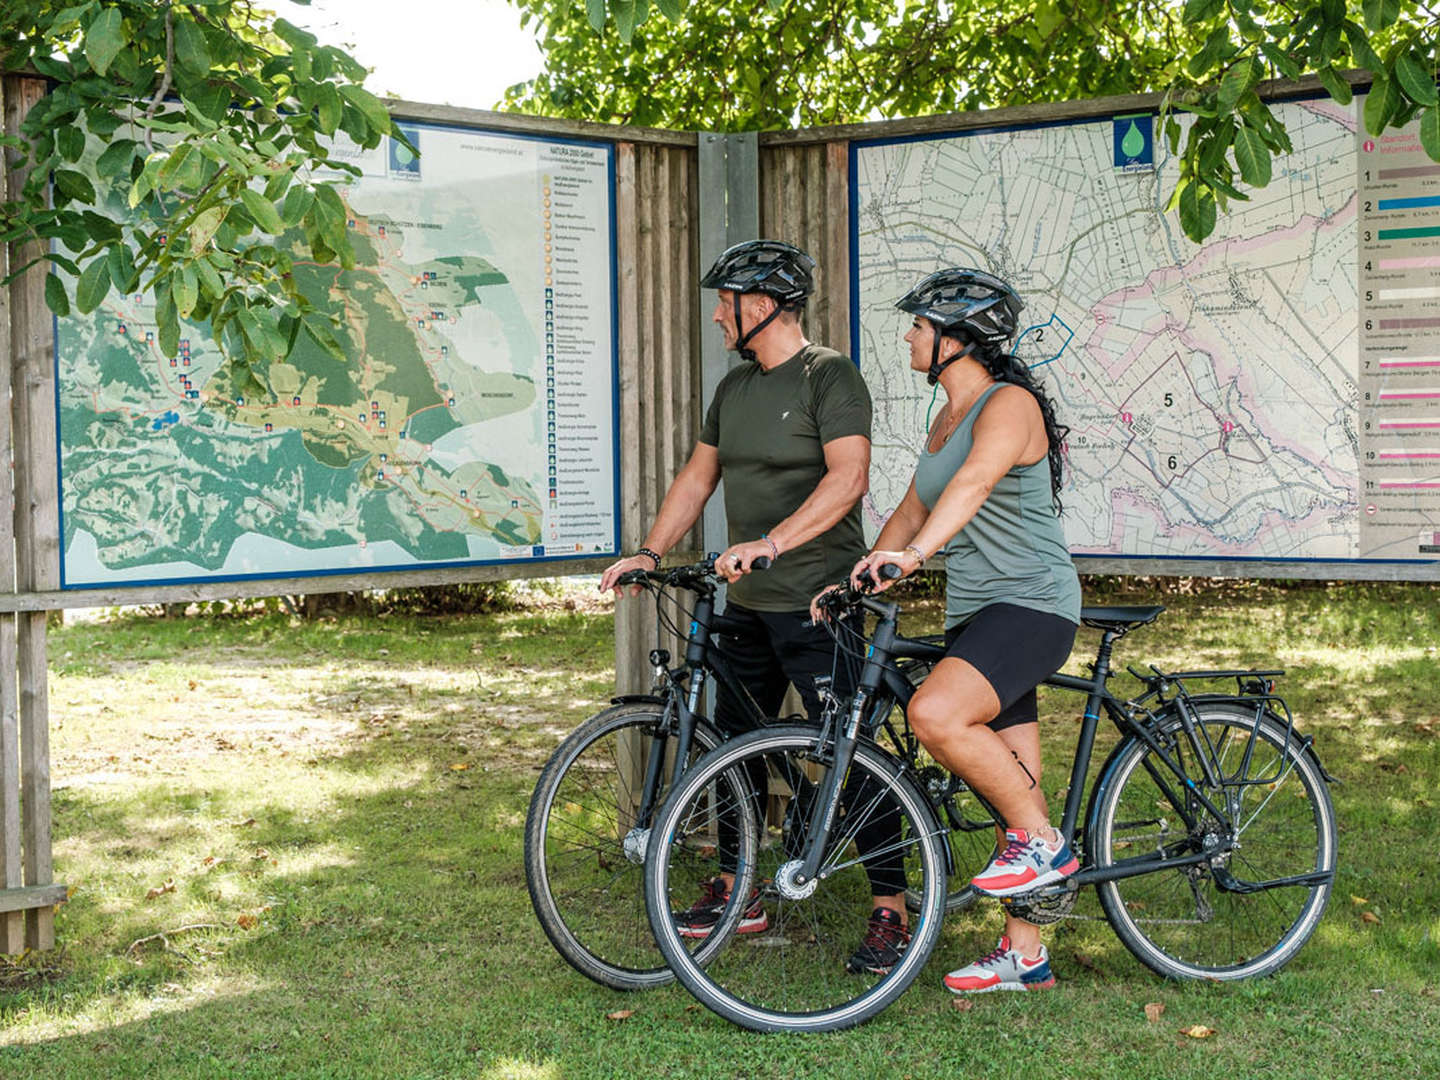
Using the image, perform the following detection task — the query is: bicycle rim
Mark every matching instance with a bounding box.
[1093,705,1336,980]
[525,704,724,990]
[646,726,947,1033]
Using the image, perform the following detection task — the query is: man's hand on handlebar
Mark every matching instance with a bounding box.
[599,554,657,596]
[716,540,775,583]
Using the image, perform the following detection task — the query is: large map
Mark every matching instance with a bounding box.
[853,98,1371,565]
[58,123,617,587]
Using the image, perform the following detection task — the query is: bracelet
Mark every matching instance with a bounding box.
[760,534,780,560]
[636,547,662,569]
[903,544,926,564]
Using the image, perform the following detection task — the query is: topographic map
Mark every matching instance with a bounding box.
[853,99,1362,563]
[58,124,617,587]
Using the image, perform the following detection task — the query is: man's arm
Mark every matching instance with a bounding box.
[599,442,721,593]
[718,434,869,580]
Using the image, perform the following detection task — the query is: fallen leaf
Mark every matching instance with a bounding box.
[450,762,471,771]
[144,879,175,900]
[1179,1025,1215,1039]
[951,997,975,1012]
[230,818,256,829]
[1361,911,1381,924]
[1070,951,1100,972]
[1350,894,1368,906]
[1144,1002,1165,1022]
[252,848,270,860]
[236,913,258,930]
[606,1009,634,1021]
[187,679,198,691]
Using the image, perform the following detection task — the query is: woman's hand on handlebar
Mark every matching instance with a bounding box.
[849,550,915,594]
[808,583,846,624]
[599,554,656,596]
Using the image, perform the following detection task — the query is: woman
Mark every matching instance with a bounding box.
[832,267,1081,992]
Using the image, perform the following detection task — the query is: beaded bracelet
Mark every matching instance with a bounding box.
[760,534,780,561]
[636,547,662,569]
[903,544,926,564]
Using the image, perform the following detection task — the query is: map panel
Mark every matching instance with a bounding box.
[852,99,1388,566]
[57,123,618,587]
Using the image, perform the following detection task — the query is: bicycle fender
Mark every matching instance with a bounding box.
[609,693,666,707]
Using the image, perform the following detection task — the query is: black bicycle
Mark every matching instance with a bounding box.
[643,581,1337,1032]
[524,554,775,990]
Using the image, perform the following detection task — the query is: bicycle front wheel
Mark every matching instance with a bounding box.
[1091,703,1336,980]
[645,725,948,1033]
[525,702,725,990]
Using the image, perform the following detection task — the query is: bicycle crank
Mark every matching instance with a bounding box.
[1001,880,1080,925]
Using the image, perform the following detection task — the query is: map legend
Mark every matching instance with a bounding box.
[1357,96,1440,560]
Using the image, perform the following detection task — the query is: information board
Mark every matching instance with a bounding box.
[56,122,619,588]
[852,94,1440,570]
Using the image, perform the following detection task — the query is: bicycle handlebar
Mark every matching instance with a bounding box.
[613,552,772,592]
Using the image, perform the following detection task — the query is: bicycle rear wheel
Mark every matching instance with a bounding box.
[645,725,948,1033]
[525,702,729,990]
[1091,703,1336,980]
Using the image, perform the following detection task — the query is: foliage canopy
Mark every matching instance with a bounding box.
[506,0,1440,241]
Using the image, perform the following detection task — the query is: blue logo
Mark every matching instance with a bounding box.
[389,124,421,176]
[1113,115,1154,172]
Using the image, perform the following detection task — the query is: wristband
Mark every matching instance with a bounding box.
[903,544,926,564]
[636,547,662,569]
[760,534,780,560]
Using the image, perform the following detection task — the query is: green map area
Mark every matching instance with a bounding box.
[59,201,543,579]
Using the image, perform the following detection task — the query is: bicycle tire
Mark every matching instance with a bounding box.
[645,725,948,1033]
[525,702,728,990]
[1090,703,1336,980]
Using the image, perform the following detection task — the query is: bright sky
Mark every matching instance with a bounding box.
[288,0,544,110]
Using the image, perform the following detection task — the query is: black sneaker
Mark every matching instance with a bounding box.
[673,876,769,940]
[845,907,910,975]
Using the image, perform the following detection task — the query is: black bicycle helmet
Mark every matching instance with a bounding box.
[895,268,1025,384]
[701,240,815,360]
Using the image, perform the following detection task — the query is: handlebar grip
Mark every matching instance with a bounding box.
[877,562,903,581]
[751,555,771,571]
[615,569,650,587]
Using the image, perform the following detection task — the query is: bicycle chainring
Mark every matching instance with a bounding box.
[1001,881,1079,926]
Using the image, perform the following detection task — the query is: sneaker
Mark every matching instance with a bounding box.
[673,876,768,939]
[845,907,911,975]
[970,828,1079,898]
[943,936,1056,993]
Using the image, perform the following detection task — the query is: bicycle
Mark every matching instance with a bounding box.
[524,554,774,990]
[643,580,1338,1032]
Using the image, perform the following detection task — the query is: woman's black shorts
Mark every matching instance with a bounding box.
[942,603,1078,731]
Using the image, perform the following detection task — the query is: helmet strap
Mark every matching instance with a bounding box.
[926,336,973,386]
[735,294,784,363]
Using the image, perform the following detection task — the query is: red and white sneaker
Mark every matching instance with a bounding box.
[943,936,1056,993]
[673,876,768,939]
[970,828,1078,898]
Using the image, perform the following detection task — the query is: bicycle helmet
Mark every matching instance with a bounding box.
[701,240,815,361]
[895,268,1025,385]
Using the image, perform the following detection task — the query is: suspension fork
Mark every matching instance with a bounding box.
[790,611,899,887]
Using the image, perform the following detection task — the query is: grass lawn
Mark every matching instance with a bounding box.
[0,578,1437,1079]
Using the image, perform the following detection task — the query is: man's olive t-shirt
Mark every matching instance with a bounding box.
[698,345,872,612]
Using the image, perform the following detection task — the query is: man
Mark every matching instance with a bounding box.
[599,239,908,974]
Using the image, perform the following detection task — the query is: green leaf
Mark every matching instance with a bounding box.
[1182,0,1223,25]
[303,313,348,362]
[272,18,319,52]
[1341,21,1382,71]
[96,139,140,178]
[337,85,392,139]
[1233,125,1272,187]
[1364,74,1401,136]
[107,244,137,294]
[173,17,212,75]
[316,84,342,135]
[53,169,96,204]
[157,144,196,190]
[1317,65,1352,106]
[1394,53,1439,107]
[195,257,223,299]
[75,257,111,315]
[239,189,285,235]
[176,265,199,318]
[655,0,684,18]
[189,205,229,252]
[281,185,315,227]
[1217,57,1261,114]
[45,273,70,318]
[56,125,85,163]
[1178,180,1217,243]
[83,8,126,77]
[585,0,607,32]
[1421,106,1440,163]
[1259,43,1301,81]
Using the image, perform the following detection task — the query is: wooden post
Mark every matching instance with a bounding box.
[4,73,58,951]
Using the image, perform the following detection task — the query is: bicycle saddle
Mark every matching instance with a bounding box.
[1079,605,1165,631]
